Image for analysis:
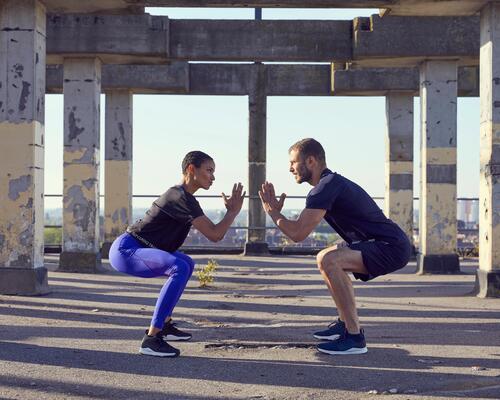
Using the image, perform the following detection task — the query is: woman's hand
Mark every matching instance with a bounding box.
[259,181,286,215]
[222,183,245,215]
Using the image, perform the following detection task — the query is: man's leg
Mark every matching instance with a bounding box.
[316,246,368,334]
[316,245,348,322]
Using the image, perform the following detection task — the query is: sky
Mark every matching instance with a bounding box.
[44,7,480,211]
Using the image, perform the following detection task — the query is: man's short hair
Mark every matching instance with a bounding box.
[289,138,326,164]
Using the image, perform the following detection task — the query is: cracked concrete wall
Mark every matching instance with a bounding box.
[104,90,132,244]
[353,15,479,67]
[419,60,458,256]
[0,122,44,268]
[46,13,170,65]
[332,66,479,97]
[62,58,101,257]
[0,0,45,271]
[384,93,414,244]
[479,3,500,273]
[247,64,267,244]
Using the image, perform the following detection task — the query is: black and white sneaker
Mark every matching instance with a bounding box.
[317,329,368,355]
[161,321,192,341]
[313,318,346,341]
[139,331,180,357]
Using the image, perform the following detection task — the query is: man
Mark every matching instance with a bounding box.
[259,138,411,355]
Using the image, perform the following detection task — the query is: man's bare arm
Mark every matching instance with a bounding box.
[268,208,326,243]
[258,181,325,242]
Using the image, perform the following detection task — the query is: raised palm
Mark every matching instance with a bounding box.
[222,182,245,214]
[259,181,286,214]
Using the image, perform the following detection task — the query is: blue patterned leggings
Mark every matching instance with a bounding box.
[109,233,194,328]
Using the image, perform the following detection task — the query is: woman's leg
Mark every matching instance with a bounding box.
[129,248,191,333]
[111,244,193,336]
[148,256,192,334]
[109,234,176,278]
[159,252,195,326]
[172,252,195,279]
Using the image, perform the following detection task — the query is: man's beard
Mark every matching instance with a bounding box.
[296,164,312,183]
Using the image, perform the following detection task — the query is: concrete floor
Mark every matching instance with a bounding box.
[0,255,499,400]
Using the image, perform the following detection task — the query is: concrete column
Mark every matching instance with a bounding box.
[0,0,49,295]
[244,64,269,256]
[418,60,459,274]
[59,58,102,272]
[384,93,414,248]
[476,2,500,297]
[101,90,133,258]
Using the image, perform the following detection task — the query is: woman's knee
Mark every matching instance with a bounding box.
[176,253,195,277]
[172,258,192,280]
[185,255,195,274]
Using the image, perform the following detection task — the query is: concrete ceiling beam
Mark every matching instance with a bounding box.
[352,14,480,67]
[332,65,479,96]
[46,63,190,94]
[126,0,390,8]
[39,1,489,16]
[46,14,480,64]
[46,14,352,63]
[46,63,479,97]
[46,14,170,64]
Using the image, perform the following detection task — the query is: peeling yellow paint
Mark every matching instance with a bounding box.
[479,175,500,271]
[63,160,100,252]
[64,147,87,164]
[385,189,413,243]
[63,146,100,164]
[422,147,456,165]
[478,24,500,275]
[0,122,44,268]
[385,161,412,174]
[384,159,413,244]
[420,183,456,254]
[478,118,500,271]
[0,122,43,173]
[479,122,500,164]
[104,160,132,242]
[64,163,99,192]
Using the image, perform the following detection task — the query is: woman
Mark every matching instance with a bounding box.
[109,151,245,357]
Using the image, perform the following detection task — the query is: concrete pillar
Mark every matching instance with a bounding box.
[417,60,459,274]
[59,58,102,272]
[384,93,414,248]
[244,64,269,256]
[476,2,500,297]
[0,0,49,295]
[101,90,133,258]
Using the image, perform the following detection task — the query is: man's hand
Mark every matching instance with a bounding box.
[222,183,245,215]
[258,181,286,215]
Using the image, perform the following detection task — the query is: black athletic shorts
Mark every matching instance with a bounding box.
[349,238,412,282]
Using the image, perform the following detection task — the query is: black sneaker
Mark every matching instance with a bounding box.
[313,318,346,341]
[316,329,368,355]
[139,331,180,357]
[161,321,192,342]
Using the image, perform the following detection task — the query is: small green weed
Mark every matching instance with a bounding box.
[196,259,218,288]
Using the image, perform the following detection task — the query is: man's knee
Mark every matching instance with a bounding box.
[316,249,327,270]
[317,249,339,273]
[316,249,343,272]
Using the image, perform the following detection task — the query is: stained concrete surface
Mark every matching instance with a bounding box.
[0,255,499,399]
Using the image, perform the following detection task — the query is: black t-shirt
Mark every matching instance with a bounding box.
[127,185,204,252]
[306,169,407,245]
